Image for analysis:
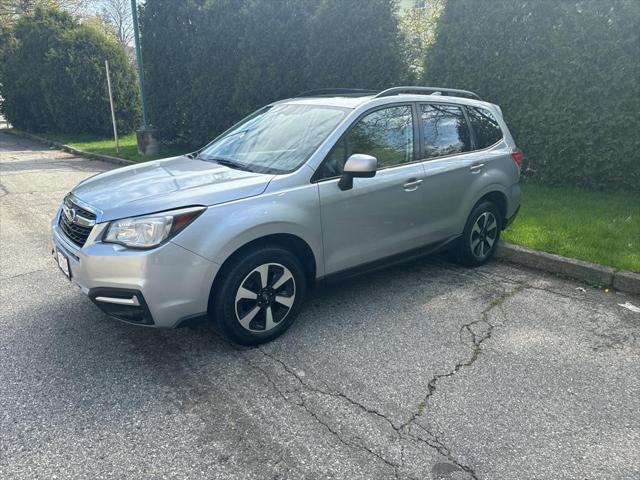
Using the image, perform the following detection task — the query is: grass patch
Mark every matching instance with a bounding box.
[503,184,640,272]
[39,132,190,163]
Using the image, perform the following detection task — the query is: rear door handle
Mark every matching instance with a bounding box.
[403,178,423,191]
[470,163,485,173]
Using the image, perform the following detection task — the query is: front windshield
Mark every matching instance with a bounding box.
[197,104,349,174]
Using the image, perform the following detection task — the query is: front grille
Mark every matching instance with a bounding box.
[58,196,96,247]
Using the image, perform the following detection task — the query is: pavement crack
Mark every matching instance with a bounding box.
[1,268,47,282]
[259,348,402,433]
[229,282,530,479]
[399,283,527,479]
[237,347,401,473]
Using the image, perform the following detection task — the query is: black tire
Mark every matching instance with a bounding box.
[211,246,307,346]
[456,200,502,267]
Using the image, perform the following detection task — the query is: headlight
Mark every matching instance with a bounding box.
[104,206,206,249]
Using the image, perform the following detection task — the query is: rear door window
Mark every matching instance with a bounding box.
[420,104,471,159]
[466,106,503,149]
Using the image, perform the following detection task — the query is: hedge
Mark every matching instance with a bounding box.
[139,0,407,146]
[424,0,640,191]
[0,7,140,136]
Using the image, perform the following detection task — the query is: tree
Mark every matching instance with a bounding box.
[231,0,313,117]
[425,0,640,191]
[0,7,140,134]
[97,0,133,46]
[0,0,84,30]
[305,0,407,89]
[399,0,443,81]
[139,0,408,146]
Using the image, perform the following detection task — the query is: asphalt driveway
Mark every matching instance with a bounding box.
[1,131,639,480]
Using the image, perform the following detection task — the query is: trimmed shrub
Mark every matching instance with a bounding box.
[424,0,640,191]
[139,0,406,146]
[0,7,140,135]
[305,0,407,89]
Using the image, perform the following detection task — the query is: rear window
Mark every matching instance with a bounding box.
[466,106,503,149]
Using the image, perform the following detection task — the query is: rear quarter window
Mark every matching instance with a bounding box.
[467,106,503,150]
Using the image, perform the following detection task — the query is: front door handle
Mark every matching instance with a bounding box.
[403,178,423,191]
[470,163,485,173]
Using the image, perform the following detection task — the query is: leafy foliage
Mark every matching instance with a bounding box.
[0,0,85,31]
[139,0,406,146]
[0,7,140,135]
[425,0,640,191]
[399,0,444,80]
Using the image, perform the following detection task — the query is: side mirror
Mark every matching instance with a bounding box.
[338,154,377,191]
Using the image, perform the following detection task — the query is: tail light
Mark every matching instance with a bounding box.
[511,148,523,168]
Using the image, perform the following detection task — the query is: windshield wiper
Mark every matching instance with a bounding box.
[207,157,256,172]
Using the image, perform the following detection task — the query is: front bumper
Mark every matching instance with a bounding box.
[51,209,220,328]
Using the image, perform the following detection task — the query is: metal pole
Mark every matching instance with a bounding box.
[105,60,119,153]
[130,0,149,129]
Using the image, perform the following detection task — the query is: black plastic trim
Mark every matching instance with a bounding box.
[88,287,155,325]
[504,205,520,229]
[319,235,461,284]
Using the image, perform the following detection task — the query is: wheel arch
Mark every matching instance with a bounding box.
[472,189,509,229]
[208,233,317,310]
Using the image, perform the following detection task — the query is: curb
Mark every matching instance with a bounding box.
[495,242,640,295]
[3,128,137,167]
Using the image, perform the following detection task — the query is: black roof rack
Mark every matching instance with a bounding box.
[374,86,482,101]
[296,88,378,98]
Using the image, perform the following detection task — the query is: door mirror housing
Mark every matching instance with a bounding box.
[338,154,377,191]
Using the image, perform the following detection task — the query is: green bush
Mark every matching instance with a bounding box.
[0,7,140,135]
[305,0,407,89]
[424,0,640,191]
[139,0,406,146]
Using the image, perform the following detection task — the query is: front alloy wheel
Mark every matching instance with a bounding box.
[235,263,296,332]
[212,246,307,345]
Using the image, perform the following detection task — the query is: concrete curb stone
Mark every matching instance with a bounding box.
[612,270,640,296]
[496,241,640,296]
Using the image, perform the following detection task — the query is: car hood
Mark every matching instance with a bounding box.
[71,155,275,221]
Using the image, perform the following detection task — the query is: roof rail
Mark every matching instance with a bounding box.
[374,86,482,101]
[296,88,378,98]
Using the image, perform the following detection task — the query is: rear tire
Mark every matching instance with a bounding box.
[456,200,502,267]
[211,246,307,346]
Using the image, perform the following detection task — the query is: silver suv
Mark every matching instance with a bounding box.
[51,87,521,345]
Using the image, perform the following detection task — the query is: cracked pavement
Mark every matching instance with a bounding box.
[1,131,639,479]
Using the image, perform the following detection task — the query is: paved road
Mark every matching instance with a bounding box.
[1,131,639,480]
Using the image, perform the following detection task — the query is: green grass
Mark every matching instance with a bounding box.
[503,184,640,272]
[40,132,189,162]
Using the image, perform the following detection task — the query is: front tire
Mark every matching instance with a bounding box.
[456,200,501,267]
[211,246,307,346]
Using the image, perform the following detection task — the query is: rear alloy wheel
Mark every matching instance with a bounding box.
[212,246,306,345]
[456,200,502,267]
[470,211,498,261]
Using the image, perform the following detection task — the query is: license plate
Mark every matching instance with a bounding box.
[56,249,71,279]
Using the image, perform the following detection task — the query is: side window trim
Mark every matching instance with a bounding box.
[417,102,474,162]
[311,102,418,183]
[461,105,477,150]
